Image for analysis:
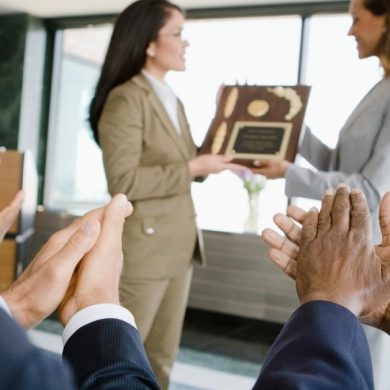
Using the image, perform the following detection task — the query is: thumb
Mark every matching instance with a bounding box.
[99,194,132,251]
[47,219,100,276]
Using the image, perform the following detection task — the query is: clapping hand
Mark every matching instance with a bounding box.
[1,207,104,328]
[59,194,132,326]
[1,194,133,329]
[263,186,390,327]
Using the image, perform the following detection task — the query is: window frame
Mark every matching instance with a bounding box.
[41,1,350,213]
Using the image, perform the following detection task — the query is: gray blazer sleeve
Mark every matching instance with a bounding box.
[298,126,333,170]
[285,166,379,210]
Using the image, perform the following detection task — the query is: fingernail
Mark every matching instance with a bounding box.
[337,183,349,190]
[351,188,363,195]
[116,194,128,208]
[267,230,280,239]
[273,214,283,224]
[268,230,280,238]
[271,250,281,261]
[82,220,99,235]
[323,189,335,196]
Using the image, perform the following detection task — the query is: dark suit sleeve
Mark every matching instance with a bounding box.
[254,301,374,390]
[63,318,160,390]
[0,309,76,390]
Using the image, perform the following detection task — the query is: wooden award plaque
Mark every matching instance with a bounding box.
[200,85,311,168]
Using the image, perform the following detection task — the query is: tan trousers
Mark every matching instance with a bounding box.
[119,265,193,390]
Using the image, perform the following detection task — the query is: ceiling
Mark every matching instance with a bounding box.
[0,0,345,18]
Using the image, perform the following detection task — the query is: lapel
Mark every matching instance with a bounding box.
[339,80,382,135]
[330,79,385,170]
[177,100,195,155]
[132,74,189,159]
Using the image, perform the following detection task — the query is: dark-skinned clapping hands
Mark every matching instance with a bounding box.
[262,185,390,328]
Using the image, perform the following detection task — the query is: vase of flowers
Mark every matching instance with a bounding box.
[238,170,267,233]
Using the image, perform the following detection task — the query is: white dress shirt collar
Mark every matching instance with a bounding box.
[0,295,12,317]
[141,69,182,134]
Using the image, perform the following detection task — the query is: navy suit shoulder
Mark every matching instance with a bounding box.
[0,308,75,390]
[63,318,160,390]
[254,301,374,390]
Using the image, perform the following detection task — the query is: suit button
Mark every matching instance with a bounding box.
[145,227,155,235]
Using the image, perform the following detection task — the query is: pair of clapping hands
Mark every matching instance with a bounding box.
[0,190,132,329]
[263,185,390,332]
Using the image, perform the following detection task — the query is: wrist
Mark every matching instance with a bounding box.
[60,295,120,327]
[63,303,135,345]
[1,291,32,328]
[188,160,199,178]
[379,321,390,335]
[361,310,390,335]
[281,160,291,177]
[300,292,362,317]
[78,297,120,310]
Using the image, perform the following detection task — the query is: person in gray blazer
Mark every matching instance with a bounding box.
[88,1,245,388]
[255,0,390,388]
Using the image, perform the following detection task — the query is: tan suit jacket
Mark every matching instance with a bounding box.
[99,74,205,280]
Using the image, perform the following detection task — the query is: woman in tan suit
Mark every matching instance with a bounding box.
[89,1,245,388]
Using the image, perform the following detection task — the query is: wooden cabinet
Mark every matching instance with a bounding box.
[0,240,17,290]
[0,150,23,234]
[188,230,299,324]
[0,150,37,288]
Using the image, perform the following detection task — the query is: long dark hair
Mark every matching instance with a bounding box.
[364,0,390,76]
[89,0,183,143]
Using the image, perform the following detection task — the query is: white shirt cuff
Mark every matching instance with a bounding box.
[0,296,12,317]
[63,304,136,345]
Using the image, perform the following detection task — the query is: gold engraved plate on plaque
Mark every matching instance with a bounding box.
[267,87,303,120]
[225,121,293,160]
[211,121,227,154]
[224,87,239,118]
[247,100,270,118]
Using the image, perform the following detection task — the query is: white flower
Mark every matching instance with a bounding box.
[237,170,267,196]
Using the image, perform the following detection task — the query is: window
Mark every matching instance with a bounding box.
[44,26,112,213]
[167,16,301,232]
[44,8,380,232]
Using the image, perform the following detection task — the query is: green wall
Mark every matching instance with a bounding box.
[0,14,52,202]
[0,14,29,148]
